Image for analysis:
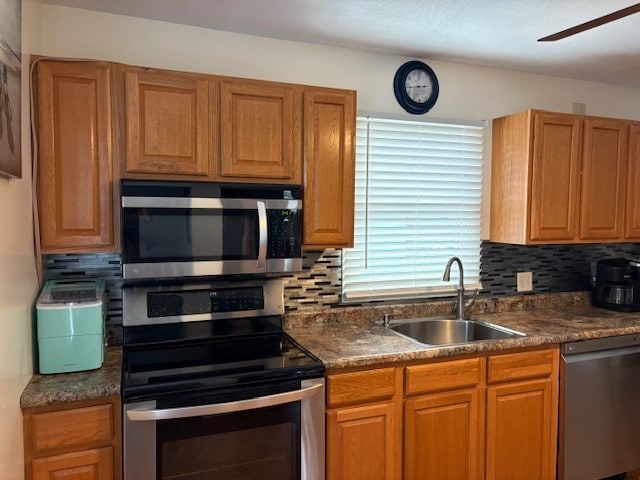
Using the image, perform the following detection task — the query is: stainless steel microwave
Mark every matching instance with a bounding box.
[121,180,302,281]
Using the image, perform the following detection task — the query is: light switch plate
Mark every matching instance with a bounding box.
[517,272,533,292]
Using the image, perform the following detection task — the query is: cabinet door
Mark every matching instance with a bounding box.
[303,88,356,247]
[37,61,114,252]
[327,402,396,480]
[580,119,628,240]
[405,389,482,480]
[486,379,556,480]
[32,447,113,480]
[219,80,298,180]
[125,69,210,175]
[626,124,640,239]
[530,113,582,241]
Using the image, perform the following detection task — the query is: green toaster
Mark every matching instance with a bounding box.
[36,279,106,374]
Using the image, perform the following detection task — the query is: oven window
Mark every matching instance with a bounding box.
[157,404,300,480]
[123,208,259,262]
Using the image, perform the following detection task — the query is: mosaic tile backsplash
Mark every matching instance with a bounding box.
[481,241,640,295]
[43,254,123,345]
[42,241,640,343]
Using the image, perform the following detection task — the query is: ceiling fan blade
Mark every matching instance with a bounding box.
[538,2,640,41]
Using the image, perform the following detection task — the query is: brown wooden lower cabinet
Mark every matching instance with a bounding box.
[405,388,482,480]
[32,447,114,480]
[486,378,556,480]
[326,366,402,480]
[326,347,559,480]
[23,396,122,480]
[327,402,397,480]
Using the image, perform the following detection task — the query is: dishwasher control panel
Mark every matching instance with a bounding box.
[562,333,640,355]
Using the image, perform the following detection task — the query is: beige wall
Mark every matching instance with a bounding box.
[37,4,640,121]
[0,1,40,478]
[37,4,640,238]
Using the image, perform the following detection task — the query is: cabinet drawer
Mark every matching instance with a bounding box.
[30,403,114,454]
[405,357,483,396]
[32,447,113,480]
[328,367,396,407]
[487,349,556,384]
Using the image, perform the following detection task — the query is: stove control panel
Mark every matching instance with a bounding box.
[122,278,283,327]
[147,286,264,318]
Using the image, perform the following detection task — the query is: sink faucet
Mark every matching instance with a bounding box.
[442,256,477,320]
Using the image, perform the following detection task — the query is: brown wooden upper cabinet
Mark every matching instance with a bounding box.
[124,69,305,184]
[530,113,582,242]
[491,109,635,244]
[220,79,300,181]
[37,60,115,253]
[302,88,356,248]
[125,68,211,176]
[579,119,628,240]
[35,59,357,252]
[627,124,640,239]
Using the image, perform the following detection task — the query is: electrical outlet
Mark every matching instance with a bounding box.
[572,102,586,115]
[517,272,533,292]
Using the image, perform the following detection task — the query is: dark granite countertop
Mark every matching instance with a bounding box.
[20,292,640,405]
[20,347,122,409]
[285,293,640,369]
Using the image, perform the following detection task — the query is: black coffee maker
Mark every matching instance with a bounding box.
[592,258,640,312]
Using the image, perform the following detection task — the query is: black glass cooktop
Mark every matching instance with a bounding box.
[122,320,323,403]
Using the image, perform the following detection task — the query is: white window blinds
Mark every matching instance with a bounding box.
[341,116,484,302]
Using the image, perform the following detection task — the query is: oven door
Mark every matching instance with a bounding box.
[122,197,302,280]
[124,378,324,480]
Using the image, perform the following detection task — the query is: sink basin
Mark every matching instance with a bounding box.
[389,318,525,346]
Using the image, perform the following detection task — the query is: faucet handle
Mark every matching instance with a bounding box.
[383,313,395,328]
[465,288,479,308]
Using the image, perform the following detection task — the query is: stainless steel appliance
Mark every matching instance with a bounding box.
[122,278,324,480]
[559,334,640,480]
[121,180,302,281]
[592,258,640,312]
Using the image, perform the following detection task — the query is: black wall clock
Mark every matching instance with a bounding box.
[393,60,439,115]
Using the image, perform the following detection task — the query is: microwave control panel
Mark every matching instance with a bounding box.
[267,210,301,258]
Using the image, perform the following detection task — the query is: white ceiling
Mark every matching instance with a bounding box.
[42,0,640,88]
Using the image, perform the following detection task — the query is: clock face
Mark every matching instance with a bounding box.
[405,69,433,104]
[393,60,439,114]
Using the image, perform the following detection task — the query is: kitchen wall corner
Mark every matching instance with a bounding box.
[0,1,42,479]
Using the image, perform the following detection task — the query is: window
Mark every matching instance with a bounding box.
[341,116,484,302]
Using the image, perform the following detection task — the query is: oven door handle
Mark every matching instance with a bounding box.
[256,200,268,270]
[126,382,323,421]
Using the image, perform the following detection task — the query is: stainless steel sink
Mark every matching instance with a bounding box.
[388,318,525,346]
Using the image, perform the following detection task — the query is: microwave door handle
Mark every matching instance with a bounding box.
[126,382,323,422]
[257,201,268,270]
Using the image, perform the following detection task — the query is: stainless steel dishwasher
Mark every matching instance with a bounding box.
[560,334,640,480]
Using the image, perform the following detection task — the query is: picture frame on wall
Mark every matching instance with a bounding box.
[0,0,21,179]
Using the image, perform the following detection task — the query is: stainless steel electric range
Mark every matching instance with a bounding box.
[121,278,324,480]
